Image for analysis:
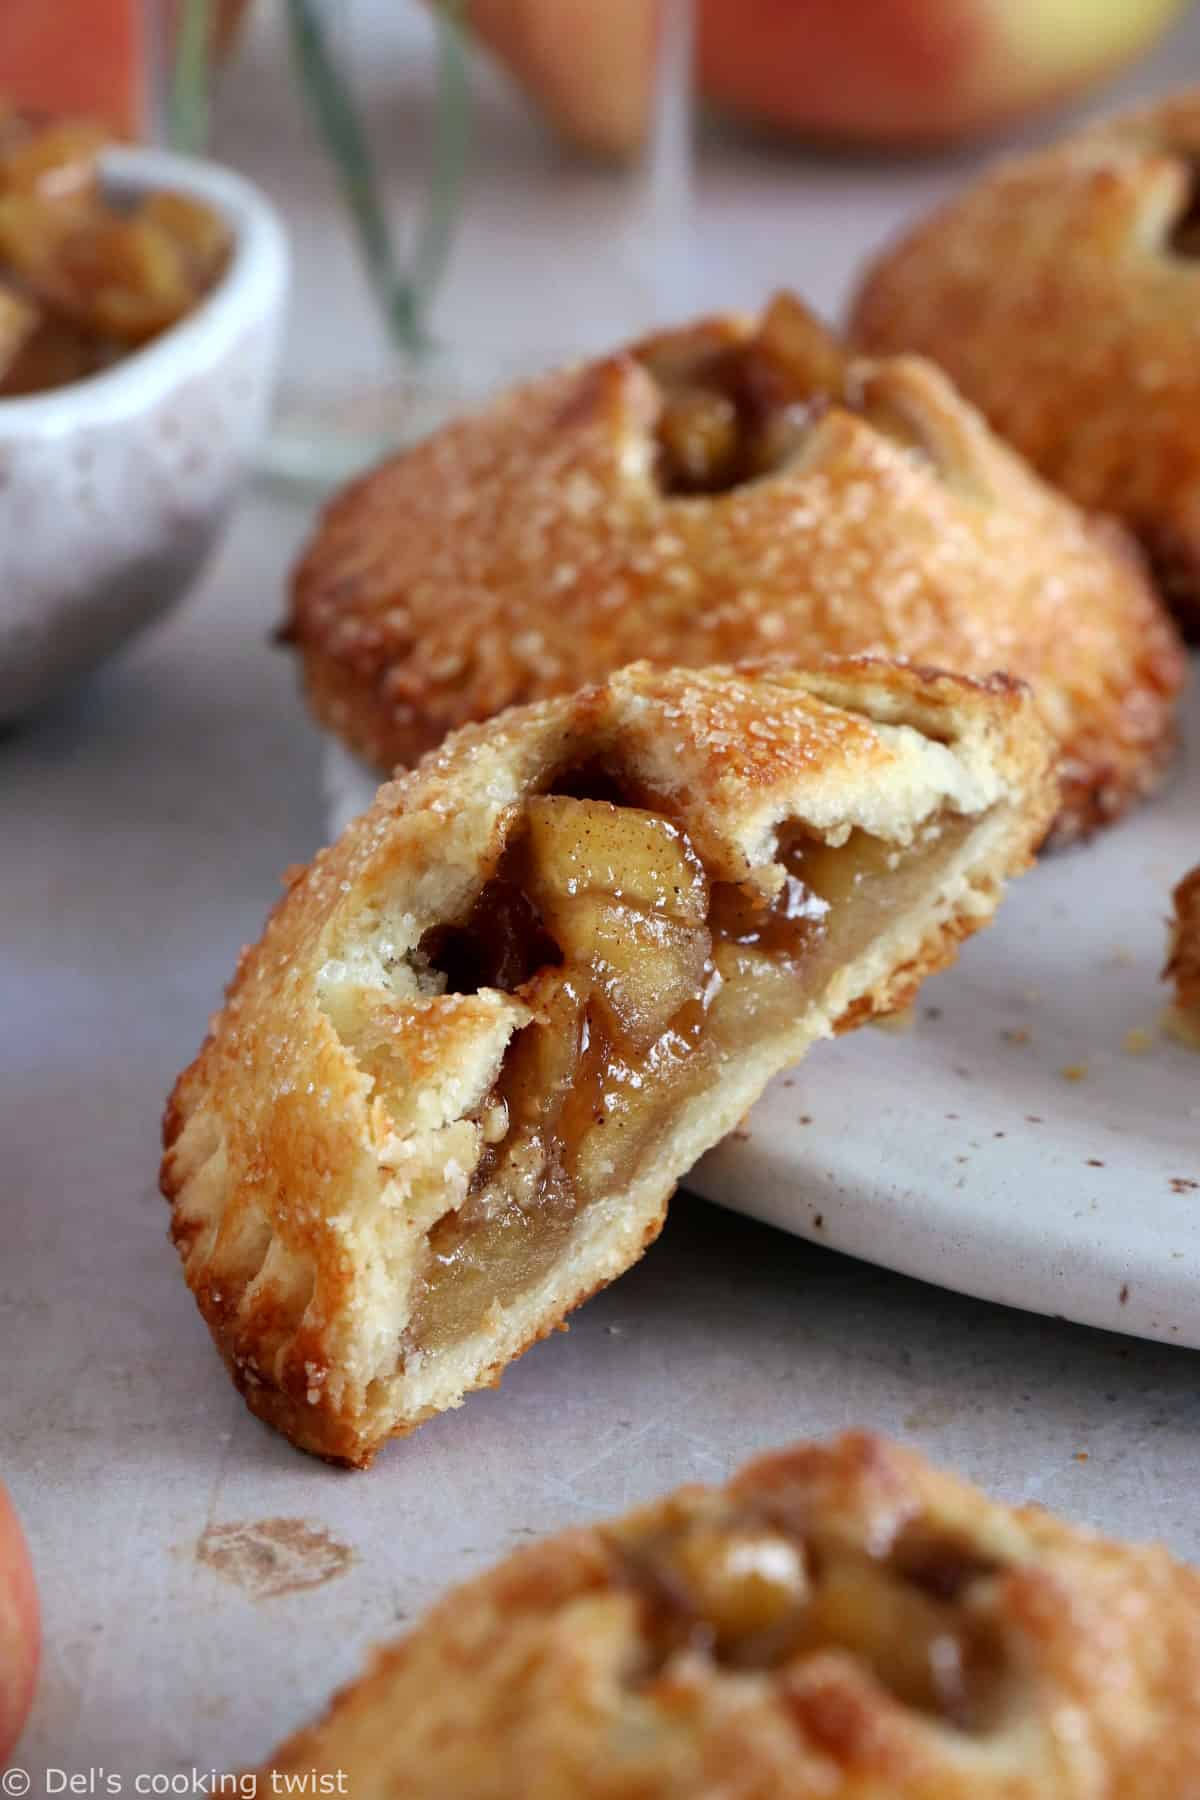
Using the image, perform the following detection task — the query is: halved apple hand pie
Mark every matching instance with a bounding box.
[256,1431,1200,1796]
[162,661,1055,1466]
[287,291,1183,844]
[1165,865,1200,1048]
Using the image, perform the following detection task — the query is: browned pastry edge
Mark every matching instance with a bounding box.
[256,1431,1200,1797]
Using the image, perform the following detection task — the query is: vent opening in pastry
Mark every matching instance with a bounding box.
[403,793,976,1359]
[1168,158,1200,257]
[614,1507,1010,1733]
[640,293,934,496]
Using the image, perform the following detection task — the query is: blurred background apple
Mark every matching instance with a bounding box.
[469,0,1191,153]
[695,0,1193,146]
[0,2,1188,154]
[0,1481,38,1767]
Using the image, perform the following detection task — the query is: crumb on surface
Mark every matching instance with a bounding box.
[1002,1026,1031,1045]
[1123,1026,1154,1055]
[1061,1062,1089,1082]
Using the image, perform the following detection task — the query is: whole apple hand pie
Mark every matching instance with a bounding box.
[1165,865,1200,1048]
[285,292,1183,845]
[161,660,1055,1466]
[850,87,1200,640]
[255,1431,1200,1796]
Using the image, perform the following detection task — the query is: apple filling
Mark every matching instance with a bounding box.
[402,787,976,1357]
[640,292,933,496]
[612,1506,1011,1733]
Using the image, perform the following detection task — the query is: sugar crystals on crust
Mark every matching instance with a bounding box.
[287,294,1184,845]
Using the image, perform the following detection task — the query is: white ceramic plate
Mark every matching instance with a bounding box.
[324,671,1198,1349]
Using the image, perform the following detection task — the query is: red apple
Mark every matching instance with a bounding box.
[0,0,144,136]
[696,0,1192,146]
[0,0,251,140]
[0,1482,38,1767]
[465,0,1189,155]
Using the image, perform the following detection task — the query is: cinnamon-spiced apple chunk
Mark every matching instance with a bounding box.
[162,661,1055,1465]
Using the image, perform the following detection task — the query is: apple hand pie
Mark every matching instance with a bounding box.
[1165,865,1200,1048]
[162,660,1053,1467]
[285,291,1183,846]
[850,87,1200,640]
[255,1431,1200,1796]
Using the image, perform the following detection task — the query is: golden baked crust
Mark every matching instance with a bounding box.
[286,295,1182,847]
[256,1430,1200,1796]
[161,660,1054,1467]
[1165,864,1200,1047]
[850,87,1200,640]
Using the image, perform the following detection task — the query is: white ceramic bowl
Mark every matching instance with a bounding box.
[0,144,289,721]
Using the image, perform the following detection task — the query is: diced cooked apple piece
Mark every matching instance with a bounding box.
[57,215,194,343]
[502,973,586,1135]
[553,896,710,1049]
[525,796,707,922]
[793,827,908,912]
[657,382,741,492]
[0,120,108,202]
[751,290,847,400]
[143,190,232,289]
[794,1558,970,1719]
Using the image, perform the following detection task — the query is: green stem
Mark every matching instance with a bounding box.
[167,0,213,155]
[410,3,471,327]
[285,0,472,357]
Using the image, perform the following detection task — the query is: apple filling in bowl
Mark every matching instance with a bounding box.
[639,292,933,496]
[611,1501,1012,1734]
[399,785,973,1357]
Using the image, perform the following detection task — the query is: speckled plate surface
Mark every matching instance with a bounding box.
[324,669,1199,1351]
